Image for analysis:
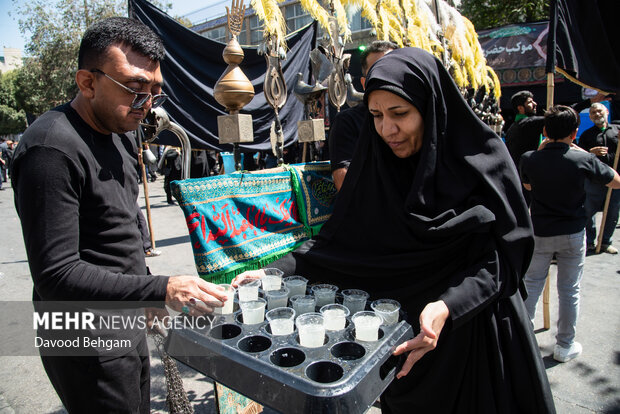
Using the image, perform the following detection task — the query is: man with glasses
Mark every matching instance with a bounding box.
[11,17,227,413]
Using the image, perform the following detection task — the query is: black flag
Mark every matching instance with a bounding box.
[546,0,620,93]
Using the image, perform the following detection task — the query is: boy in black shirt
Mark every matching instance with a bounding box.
[520,105,620,363]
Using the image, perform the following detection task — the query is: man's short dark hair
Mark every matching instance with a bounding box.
[544,105,580,140]
[361,41,398,73]
[78,17,165,70]
[511,90,534,111]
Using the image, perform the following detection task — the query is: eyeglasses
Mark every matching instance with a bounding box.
[90,69,168,109]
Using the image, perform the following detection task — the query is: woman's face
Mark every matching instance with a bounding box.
[368,90,424,158]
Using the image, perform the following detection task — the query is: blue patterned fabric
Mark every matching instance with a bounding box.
[170,163,335,283]
[288,161,337,235]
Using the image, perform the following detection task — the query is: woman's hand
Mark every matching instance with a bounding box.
[393,300,450,379]
[230,269,266,288]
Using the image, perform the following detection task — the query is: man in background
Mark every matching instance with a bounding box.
[577,103,619,254]
[329,40,397,191]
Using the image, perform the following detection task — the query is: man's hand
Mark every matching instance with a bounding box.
[590,146,609,156]
[332,168,347,191]
[165,276,228,315]
[537,138,551,150]
[392,300,449,379]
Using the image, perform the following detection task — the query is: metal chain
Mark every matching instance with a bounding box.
[151,331,195,414]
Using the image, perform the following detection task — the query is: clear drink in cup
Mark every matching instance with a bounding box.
[238,278,261,302]
[266,307,295,335]
[320,304,349,331]
[283,276,308,298]
[352,311,383,341]
[290,295,316,315]
[341,289,369,314]
[213,284,236,315]
[310,284,338,307]
[264,287,290,310]
[239,298,266,325]
[261,268,284,291]
[370,299,401,325]
[296,312,325,348]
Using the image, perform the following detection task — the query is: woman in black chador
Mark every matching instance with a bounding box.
[266,47,554,412]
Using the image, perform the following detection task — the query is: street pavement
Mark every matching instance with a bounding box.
[0,177,618,413]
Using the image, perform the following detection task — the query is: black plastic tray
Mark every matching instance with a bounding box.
[165,310,413,413]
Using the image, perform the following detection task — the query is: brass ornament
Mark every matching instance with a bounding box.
[213,0,255,114]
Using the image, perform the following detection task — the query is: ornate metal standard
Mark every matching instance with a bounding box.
[259,33,287,166]
[214,0,255,171]
[320,2,349,113]
[293,69,327,162]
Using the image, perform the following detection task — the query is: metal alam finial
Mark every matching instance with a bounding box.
[226,0,246,37]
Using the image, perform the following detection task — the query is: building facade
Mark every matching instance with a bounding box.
[0,48,23,73]
[192,0,374,49]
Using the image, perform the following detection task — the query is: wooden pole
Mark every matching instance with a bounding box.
[546,72,555,109]
[541,71,555,330]
[595,137,620,253]
[543,272,551,329]
[138,145,156,249]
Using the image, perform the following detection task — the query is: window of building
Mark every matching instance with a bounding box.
[285,3,312,33]
[249,15,264,45]
[205,26,227,43]
[349,10,372,32]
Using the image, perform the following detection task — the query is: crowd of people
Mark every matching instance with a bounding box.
[5,16,619,414]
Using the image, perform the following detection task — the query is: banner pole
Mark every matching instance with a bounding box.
[595,137,620,253]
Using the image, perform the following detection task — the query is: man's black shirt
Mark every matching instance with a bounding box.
[505,115,544,168]
[520,142,614,237]
[329,103,367,172]
[577,124,619,172]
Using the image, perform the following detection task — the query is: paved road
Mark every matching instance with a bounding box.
[0,178,618,413]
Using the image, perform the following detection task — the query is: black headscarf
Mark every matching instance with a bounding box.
[284,48,533,323]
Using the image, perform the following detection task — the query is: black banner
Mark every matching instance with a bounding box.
[130,0,317,151]
[547,0,620,93]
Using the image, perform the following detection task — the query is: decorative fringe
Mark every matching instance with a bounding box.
[198,241,307,284]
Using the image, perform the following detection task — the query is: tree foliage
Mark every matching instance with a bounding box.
[0,104,27,135]
[0,70,27,134]
[458,0,549,30]
[11,0,173,117]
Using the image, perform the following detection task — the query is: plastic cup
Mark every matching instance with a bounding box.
[213,284,236,315]
[262,268,284,291]
[352,311,383,341]
[239,298,266,324]
[320,304,349,331]
[370,299,401,326]
[296,312,325,348]
[310,284,338,307]
[342,289,369,314]
[264,287,290,311]
[283,276,308,298]
[266,307,296,336]
[290,295,316,316]
[238,278,261,302]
